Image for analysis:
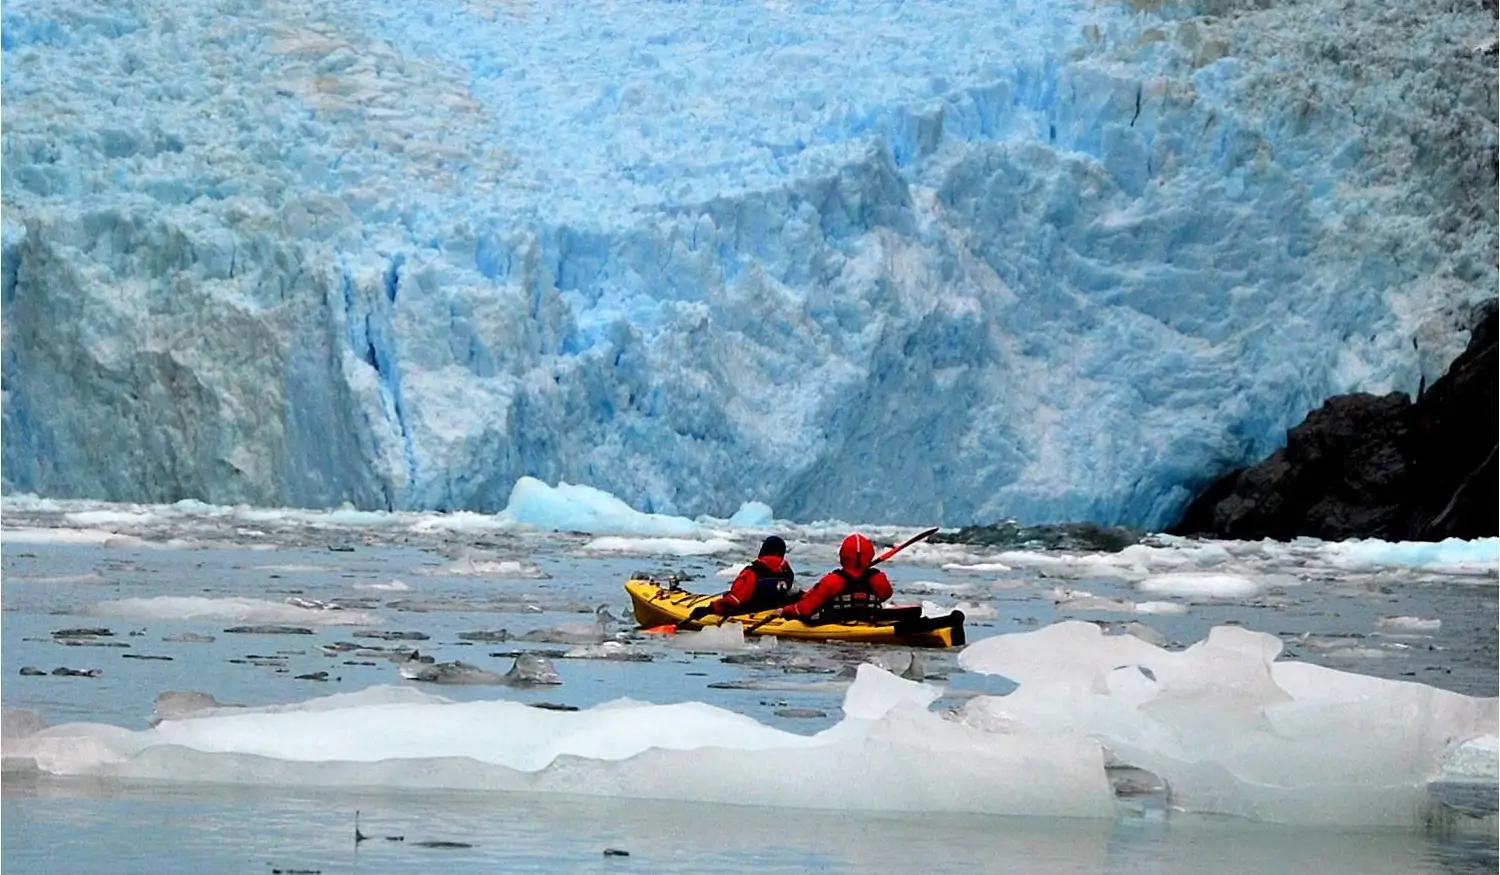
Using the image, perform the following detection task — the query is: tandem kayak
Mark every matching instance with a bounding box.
[625,577,966,648]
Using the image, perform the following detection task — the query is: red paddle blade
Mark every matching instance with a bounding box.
[641,624,678,634]
[874,526,939,565]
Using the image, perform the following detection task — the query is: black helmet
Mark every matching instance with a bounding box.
[758,535,787,558]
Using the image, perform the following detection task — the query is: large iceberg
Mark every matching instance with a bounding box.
[2,0,1494,528]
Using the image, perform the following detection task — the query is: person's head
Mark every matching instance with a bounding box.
[838,533,875,575]
[758,535,787,558]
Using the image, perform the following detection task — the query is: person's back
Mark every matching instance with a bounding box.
[708,536,798,617]
[781,533,892,623]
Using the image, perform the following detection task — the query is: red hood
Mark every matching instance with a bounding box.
[753,555,790,573]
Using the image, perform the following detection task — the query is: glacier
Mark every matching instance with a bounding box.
[2,0,1495,528]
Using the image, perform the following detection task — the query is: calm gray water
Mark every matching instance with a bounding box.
[2,509,1496,874]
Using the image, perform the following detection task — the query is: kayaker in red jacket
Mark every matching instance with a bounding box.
[780,532,892,623]
[706,536,799,616]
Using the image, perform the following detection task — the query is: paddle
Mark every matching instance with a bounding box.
[743,526,939,636]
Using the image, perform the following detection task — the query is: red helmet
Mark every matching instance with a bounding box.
[839,533,875,575]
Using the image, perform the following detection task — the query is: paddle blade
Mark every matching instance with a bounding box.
[641,624,678,634]
[874,526,939,565]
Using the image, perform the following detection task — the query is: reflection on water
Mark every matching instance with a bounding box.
[3,777,1496,875]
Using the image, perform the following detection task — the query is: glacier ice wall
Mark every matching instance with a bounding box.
[2,0,1495,527]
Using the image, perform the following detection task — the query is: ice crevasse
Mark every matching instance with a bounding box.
[1,0,1495,527]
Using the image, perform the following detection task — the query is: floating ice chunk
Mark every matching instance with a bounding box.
[1324,537,1500,571]
[408,511,509,534]
[582,536,738,556]
[438,551,550,578]
[1441,736,1499,780]
[958,621,1499,826]
[666,622,777,652]
[1048,587,1186,615]
[919,599,997,620]
[10,572,109,585]
[353,579,412,592]
[253,564,326,573]
[991,552,1133,581]
[839,663,941,721]
[1136,573,1261,600]
[905,580,981,595]
[1133,601,1188,615]
[79,596,383,626]
[0,528,154,547]
[64,510,158,527]
[1377,616,1442,634]
[726,501,775,527]
[941,562,1013,573]
[499,477,703,537]
[7,673,1114,818]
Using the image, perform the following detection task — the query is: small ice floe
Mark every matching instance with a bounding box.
[53,627,113,639]
[50,667,101,678]
[563,641,653,662]
[665,622,778,653]
[1048,588,1188,615]
[353,579,412,592]
[82,596,381,626]
[400,653,562,686]
[1377,616,1442,634]
[940,561,1013,573]
[581,535,738,557]
[905,580,981,596]
[355,630,431,641]
[521,616,610,645]
[1136,573,1261,601]
[865,651,925,682]
[162,633,216,644]
[1287,633,1392,660]
[224,625,315,635]
[15,572,109,585]
[437,551,550,579]
[456,630,512,643]
[920,599,998,620]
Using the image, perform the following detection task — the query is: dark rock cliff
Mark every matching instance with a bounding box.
[1171,302,1497,542]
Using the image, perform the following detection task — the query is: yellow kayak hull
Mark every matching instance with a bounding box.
[625,578,965,648]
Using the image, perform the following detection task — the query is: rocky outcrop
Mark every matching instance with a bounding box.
[1171,303,1497,542]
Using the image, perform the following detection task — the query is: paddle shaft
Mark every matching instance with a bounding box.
[743,527,939,635]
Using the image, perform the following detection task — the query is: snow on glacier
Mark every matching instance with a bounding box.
[2,0,1495,528]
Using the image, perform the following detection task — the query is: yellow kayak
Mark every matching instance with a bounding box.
[625,578,965,648]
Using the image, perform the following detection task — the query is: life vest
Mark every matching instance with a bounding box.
[817,569,880,619]
[747,558,795,603]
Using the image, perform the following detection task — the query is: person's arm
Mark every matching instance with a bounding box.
[782,572,841,620]
[870,569,893,603]
[711,567,757,614]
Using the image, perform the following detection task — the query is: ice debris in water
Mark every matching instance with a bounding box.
[1135,573,1263,600]
[1377,616,1443,634]
[80,596,383,626]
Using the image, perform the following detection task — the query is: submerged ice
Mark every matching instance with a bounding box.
[2,0,1494,528]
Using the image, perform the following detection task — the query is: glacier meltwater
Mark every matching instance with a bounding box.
[1,0,1494,527]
